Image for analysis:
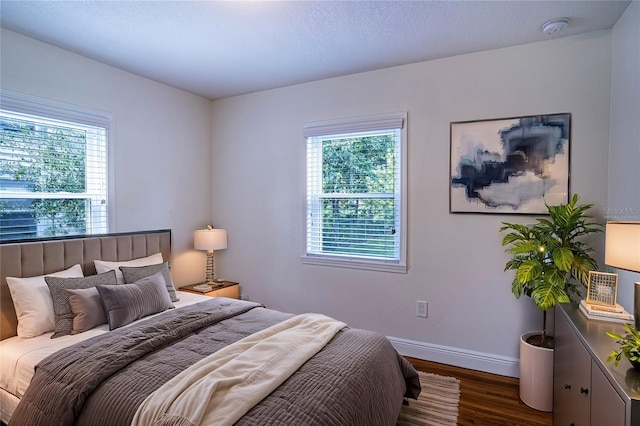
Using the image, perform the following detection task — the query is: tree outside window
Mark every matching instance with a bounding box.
[320,134,397,258]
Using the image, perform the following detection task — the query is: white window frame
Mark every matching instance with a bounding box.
[301,112,407,273]
[0,89,114,240]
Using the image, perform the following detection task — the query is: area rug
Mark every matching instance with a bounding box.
[397,371,461,426]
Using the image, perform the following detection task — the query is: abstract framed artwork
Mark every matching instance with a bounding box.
[450,113,570,214]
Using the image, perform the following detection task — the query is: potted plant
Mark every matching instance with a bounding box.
[500,193,602,411]
[607,323,640,370]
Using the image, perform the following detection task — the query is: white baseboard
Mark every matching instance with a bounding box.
[388,336,520,378]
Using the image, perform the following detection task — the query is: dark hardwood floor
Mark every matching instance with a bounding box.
[406,357,553,426]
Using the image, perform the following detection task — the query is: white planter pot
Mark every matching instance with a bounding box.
[519,331,554,412]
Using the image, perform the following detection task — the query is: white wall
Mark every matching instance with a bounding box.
[1,29,213,286]
[211,32,612,376]
[608,1,640,311]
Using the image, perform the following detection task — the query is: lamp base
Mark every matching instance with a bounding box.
[635,283,640,329]
[205,251,218,284]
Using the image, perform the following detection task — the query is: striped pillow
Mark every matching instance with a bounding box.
[96,271,174,330]
[119,262,179,302]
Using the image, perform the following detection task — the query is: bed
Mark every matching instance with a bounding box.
[0,229,420,425]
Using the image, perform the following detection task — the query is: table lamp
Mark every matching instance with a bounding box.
[194,226,227,284]
[605,221,640,327]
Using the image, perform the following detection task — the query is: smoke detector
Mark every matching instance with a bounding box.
[541,18,570,35]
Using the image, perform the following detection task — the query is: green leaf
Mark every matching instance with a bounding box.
[552,247,574,271]
[501,233,523,246]
[516,261,542,284]
[511,277,524,299]
[504,259,522,272]
[531,279,570,311]
[607,351,622,366]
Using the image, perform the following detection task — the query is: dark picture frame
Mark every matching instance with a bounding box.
[450,113,571,214]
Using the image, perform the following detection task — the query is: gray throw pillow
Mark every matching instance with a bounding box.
[45,270,117,338]
[119,261,179,302]
[67,287,108,334]
[96,271,174,330]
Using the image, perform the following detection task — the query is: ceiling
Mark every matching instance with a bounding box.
[0,1,631,100]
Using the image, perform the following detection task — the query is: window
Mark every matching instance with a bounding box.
[302,112,407,273]
[0,90,111,242]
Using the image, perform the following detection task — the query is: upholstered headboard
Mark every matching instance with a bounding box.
[0,229,171,340]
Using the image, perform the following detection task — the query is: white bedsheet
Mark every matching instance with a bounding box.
[0,291,209,422]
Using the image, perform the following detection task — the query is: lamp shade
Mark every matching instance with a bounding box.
[194,228,227,251]
[605,221,640,272]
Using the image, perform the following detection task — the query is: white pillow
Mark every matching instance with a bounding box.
[6,264,84,338]
[94,253,163,284]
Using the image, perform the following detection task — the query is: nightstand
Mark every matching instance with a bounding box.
[179,281,239,299]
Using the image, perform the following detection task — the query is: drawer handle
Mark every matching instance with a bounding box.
[580,387,589,395]
[564,384,571,390]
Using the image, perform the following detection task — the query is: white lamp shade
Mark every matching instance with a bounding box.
[194,228,227,251]
[605,221,640,272]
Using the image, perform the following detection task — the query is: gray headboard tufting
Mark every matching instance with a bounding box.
[0,229,171,340]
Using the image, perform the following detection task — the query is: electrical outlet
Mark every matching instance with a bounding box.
[416,301,428,318]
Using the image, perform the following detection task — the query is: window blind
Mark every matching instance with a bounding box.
[0,93,110,242]
[302,113,404,138]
